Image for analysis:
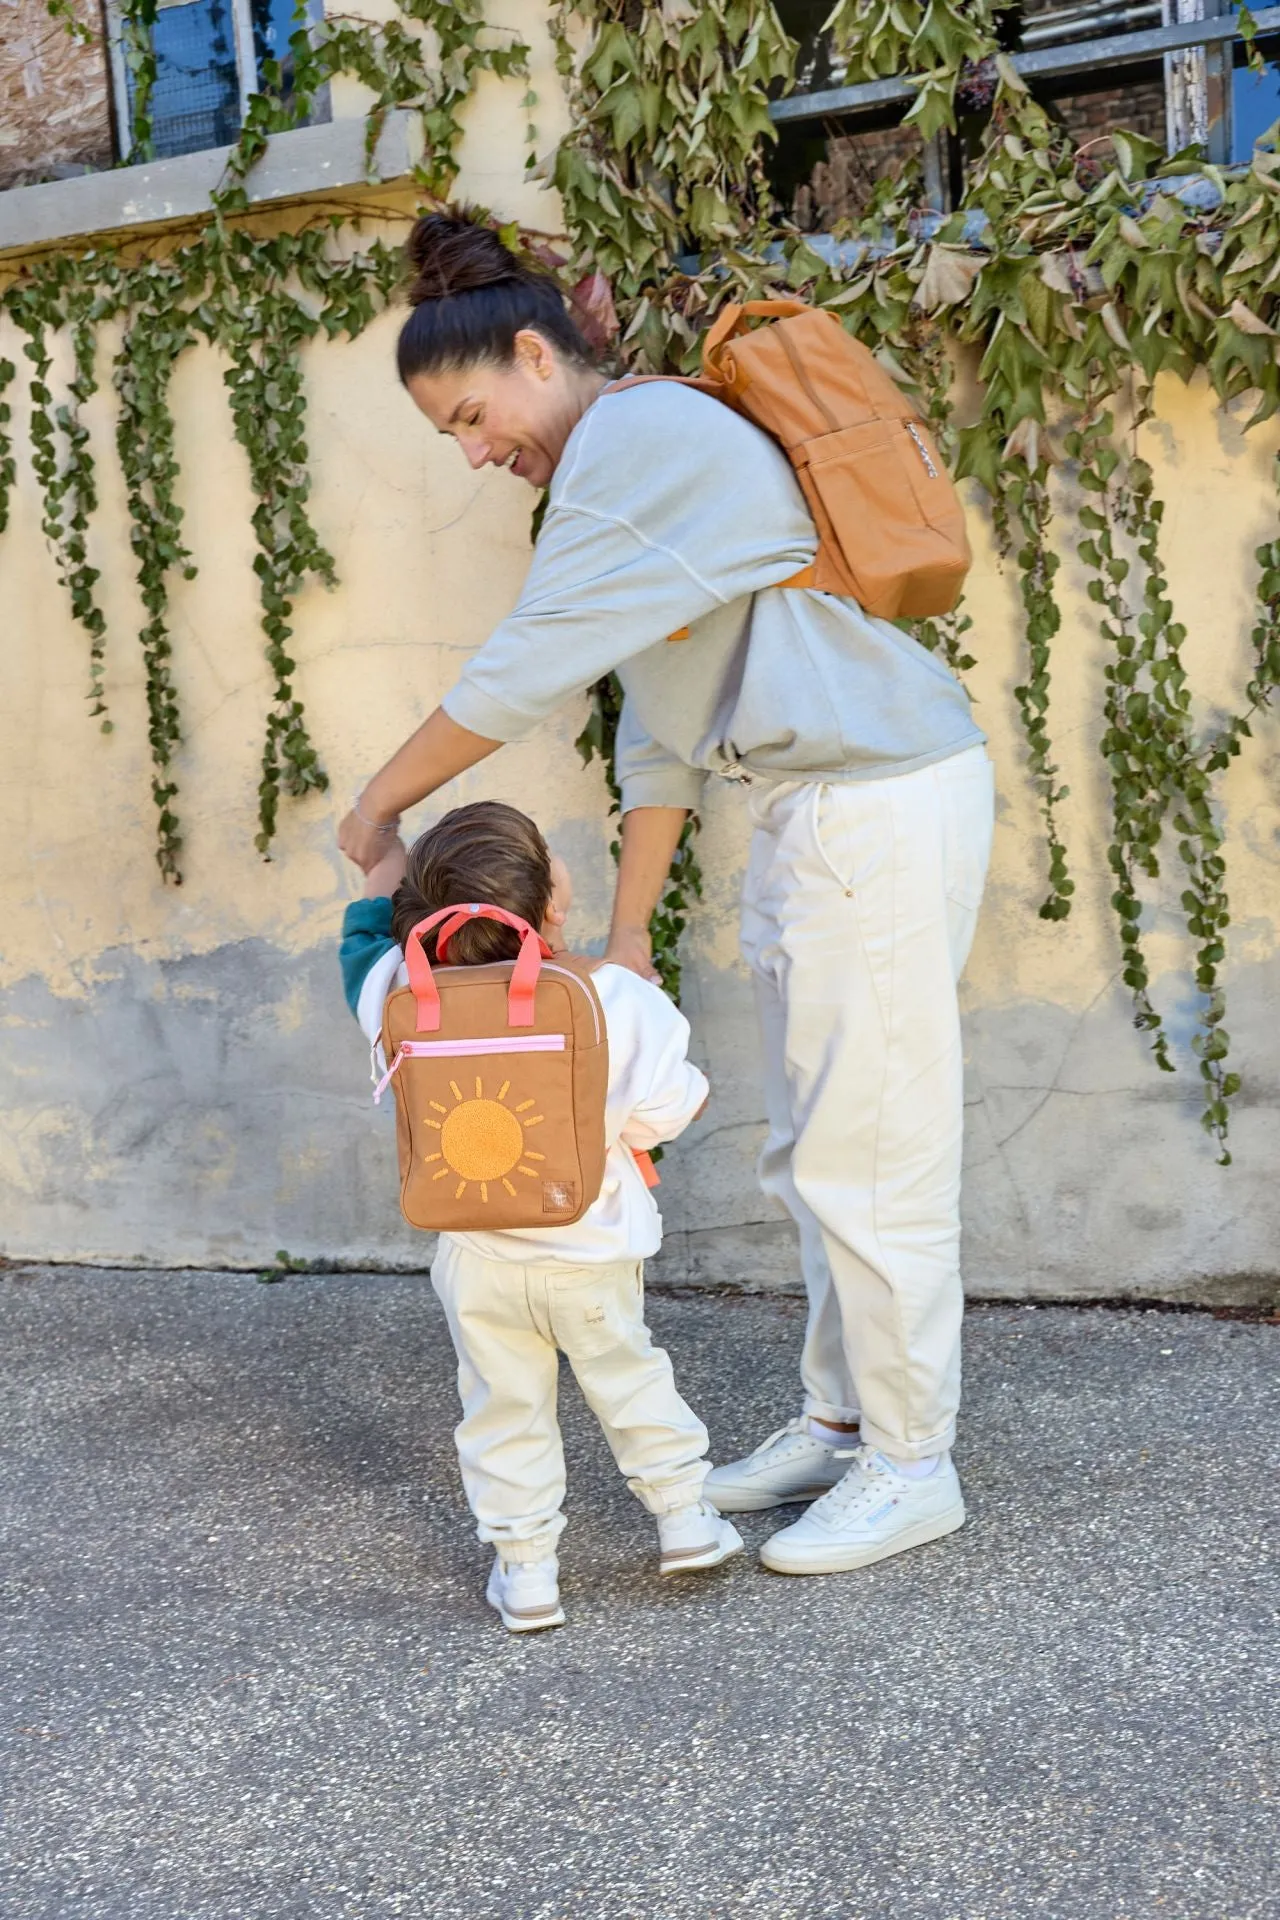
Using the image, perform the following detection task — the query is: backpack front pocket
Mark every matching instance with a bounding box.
[797,418,967,620]
[391,1036,585,1230]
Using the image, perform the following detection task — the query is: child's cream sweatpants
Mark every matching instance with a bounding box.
[430,1237,711,1561]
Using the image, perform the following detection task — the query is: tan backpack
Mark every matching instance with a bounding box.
[375,905,609,1233]
[614,297,971,625]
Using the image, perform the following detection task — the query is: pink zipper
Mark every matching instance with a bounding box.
[373,1033,565,1103]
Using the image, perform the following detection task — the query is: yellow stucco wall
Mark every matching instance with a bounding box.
[2,2,1278,1297]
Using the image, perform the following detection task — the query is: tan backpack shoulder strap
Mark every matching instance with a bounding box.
[602,373,720,396]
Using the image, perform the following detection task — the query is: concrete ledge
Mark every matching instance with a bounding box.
[0,111,423,261]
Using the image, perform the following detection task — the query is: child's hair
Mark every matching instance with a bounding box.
[392,801,553,966]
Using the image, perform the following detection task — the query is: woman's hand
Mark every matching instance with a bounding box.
[601,922,660,983]
[336,710,502,872]
[601,807,689,985]
[338,801,401,875]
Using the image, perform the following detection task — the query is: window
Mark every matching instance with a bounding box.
[772,0,1280,227]
[106,0,328,164]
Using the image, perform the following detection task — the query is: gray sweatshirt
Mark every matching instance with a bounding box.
[441,381,984,814]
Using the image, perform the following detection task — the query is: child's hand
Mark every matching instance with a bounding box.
[363,836,407,900]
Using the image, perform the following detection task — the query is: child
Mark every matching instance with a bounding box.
[340,800,741,1632]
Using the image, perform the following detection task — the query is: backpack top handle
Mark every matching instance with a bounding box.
[404,904,553,1034]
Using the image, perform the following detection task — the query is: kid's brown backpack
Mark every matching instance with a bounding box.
[615,297,971,625]
[375,905,608,1233]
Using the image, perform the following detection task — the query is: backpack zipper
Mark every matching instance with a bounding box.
[542,964,602,1045]
[399,1034,566,1058]
[906,422,939,479]
[426,960,603,1045]
[777,323,840,435]
[373,1033,567,1104]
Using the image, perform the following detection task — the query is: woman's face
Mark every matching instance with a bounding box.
[405,329,595,490]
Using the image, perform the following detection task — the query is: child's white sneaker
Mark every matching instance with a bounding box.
[657,1501,744,1576]
[485,1553,565,1632]
[759,1448,965,1575]
[704,1417,858,1512]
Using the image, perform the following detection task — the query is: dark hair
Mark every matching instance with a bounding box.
[392,801,554,966]
[397,211,595,385]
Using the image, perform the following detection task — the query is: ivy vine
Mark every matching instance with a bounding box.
[114,255,193,880]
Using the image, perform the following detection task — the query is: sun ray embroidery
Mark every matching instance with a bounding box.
[419,1070,557,1204]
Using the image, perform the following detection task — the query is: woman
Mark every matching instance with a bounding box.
[338,213,995,1578]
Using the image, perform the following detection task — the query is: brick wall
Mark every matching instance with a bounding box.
[792,122,925,230]
[789,37,1170,225]
[1048,75,1168,149]
[0,0,114,192]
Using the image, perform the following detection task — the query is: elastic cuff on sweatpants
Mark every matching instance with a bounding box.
[477,1516,565,1563]
[858,1416,956,1464]
[803,1395,862,1427]
[626,1463,708,1517]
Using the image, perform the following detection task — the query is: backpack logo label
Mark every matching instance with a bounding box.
[542,1180,576,1214]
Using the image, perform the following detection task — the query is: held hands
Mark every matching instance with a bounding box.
[600,922,661,985]
[362,835,408,901]
[338,795,401,875]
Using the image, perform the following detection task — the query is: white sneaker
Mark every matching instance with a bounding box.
[657,1502,744,1576]
[703,1417,859,1513]
[759,1449,965,1575]
[485,1553,565,1632]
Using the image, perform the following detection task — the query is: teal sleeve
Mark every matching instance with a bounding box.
[340,898,396,1017]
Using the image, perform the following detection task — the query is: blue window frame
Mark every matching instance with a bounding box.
[112,0,328,163]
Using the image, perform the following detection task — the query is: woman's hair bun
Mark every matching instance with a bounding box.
[396,206,594,383]
[405,211,528,307]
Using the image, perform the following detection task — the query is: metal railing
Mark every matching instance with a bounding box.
[769,3,1280,123]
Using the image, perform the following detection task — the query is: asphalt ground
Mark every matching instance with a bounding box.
[1,1264,1276,1920]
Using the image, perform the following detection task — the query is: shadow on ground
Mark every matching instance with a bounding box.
[1,1266,1276,1920]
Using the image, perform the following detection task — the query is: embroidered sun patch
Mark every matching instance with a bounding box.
[420,1077,545,1204]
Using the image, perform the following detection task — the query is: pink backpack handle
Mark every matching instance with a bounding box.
[403,904,552,1033]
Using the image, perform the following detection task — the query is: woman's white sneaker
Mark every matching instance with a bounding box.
[485,1554,565,1631]
[657,1502,744,1575]
[759,1449,965,1574]
[703,1417,859,1513]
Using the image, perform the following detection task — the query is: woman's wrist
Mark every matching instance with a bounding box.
[608,915,653,944]
[353,783,401,833]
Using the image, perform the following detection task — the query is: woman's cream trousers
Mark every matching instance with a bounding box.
[739,745,995,1462]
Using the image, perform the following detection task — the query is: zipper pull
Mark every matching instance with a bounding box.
[906,422,939,479]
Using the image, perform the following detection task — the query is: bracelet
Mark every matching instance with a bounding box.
[352,797,401,836]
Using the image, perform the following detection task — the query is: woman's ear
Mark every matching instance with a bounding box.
[514,328,555,381]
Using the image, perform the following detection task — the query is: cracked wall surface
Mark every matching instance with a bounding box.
[2,1,1279,1298]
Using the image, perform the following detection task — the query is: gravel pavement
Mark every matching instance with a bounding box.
[1,1264,1276,1920]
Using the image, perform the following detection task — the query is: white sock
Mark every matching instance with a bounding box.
[879,1450,945,1480]
[807,1416,861,1449]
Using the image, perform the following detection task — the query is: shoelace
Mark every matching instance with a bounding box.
[812,1451,898,1520]
[748,1417,817,1459]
